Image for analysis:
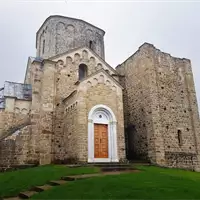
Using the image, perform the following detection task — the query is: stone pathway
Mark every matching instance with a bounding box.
[3,170,139,200]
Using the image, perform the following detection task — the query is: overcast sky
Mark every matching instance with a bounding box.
[0,0,200,108]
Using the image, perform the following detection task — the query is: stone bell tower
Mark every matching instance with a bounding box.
[36,15,105,59]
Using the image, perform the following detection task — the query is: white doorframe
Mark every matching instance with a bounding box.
[88,104,118,163]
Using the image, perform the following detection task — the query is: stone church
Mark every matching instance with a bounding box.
[0,15,200,171]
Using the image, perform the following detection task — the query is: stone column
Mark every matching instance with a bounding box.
[39,60,56,165]
[29,60,43,164]
[110,121,118,162]
[87,119,93,162]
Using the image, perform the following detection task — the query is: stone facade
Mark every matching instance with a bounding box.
[116,43,200,171]
[0,16,199,171]
[36,15,105,59]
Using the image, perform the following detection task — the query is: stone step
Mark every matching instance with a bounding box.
[87,164,132,168]
[101,166,134,172]
[49,180,67,186]
[62,173,101,181]
[3,197,22,200]
[66,163,130,168]
[18,191,38,199]
[33,184,53,192]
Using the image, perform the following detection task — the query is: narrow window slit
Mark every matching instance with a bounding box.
[177,129,182,146]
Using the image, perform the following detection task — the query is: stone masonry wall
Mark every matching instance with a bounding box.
[150,45,200,171]
[23,60,43,164]
[38,60,56,165]
[116,45,156,161]
[23,59,56,165]
[0,125,33,167]
[72,73,125,162]
[62,99,78,163]
[116,43,200,170]
[52,48,117,163]
[36,16,105,59]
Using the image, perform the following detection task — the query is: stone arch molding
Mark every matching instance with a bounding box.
[84,74,117,93]
[88,104,118,163]
[53,49,113,75]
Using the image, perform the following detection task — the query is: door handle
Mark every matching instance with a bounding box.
[100,138,102,143]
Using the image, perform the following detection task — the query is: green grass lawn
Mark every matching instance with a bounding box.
[0,165,99,198]
[31,166,200,199]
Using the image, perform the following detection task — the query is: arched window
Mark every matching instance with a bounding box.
[79,64,88,80]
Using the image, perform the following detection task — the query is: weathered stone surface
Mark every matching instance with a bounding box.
[0,16,199,172]
[19,191,38,199]
[36,15,105,59]
[49,180,67,186]
[116,43,200,170]
[33,184,53,192]
[3,197,22,200]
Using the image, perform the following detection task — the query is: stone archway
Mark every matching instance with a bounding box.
[88,104,118,163]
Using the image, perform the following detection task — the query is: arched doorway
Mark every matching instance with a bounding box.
[88,105,118,163]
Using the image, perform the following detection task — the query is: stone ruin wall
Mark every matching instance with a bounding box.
[0,125,33,168]
[0,90,33,168]
[152,47,200,170]
[116,43,200,171]
[116,45,154,161]
[0,109,36,167]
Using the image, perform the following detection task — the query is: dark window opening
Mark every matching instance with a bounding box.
[79,64,88,80]
[89,40,93,50]
[42,40,45,54]
[105,69,110,74]
[177,129,182,146]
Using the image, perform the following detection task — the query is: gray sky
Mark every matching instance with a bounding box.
[0,0,200,108]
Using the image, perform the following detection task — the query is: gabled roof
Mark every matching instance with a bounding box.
[49,46,117,75]
[77,68,123,89]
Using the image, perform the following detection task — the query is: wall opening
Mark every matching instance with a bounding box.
[125,125,137,160]
[89,40,93,50]
[79,64,88,80]
[42,40,45,54]
[177,129,182,146]
[105,70,110,74]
